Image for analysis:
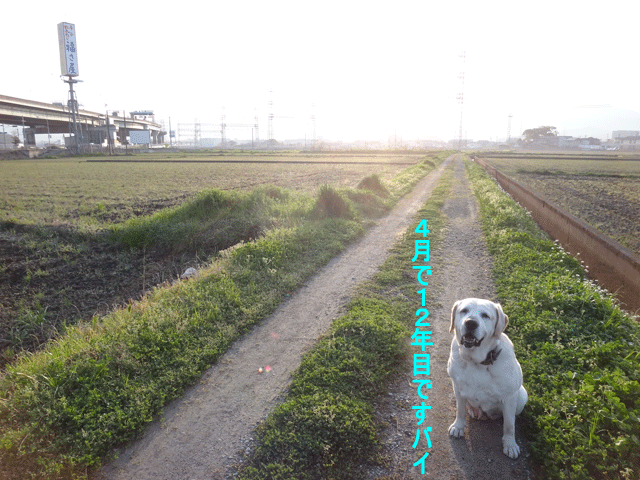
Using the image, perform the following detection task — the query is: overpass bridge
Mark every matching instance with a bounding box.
[0,94,165,148]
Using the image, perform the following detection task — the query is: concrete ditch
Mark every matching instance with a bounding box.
[473,155,640,314]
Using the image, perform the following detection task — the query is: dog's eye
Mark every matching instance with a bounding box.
[460,308,468,314]
[481,312,490,319]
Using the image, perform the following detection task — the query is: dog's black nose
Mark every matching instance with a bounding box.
[464,319,478,331]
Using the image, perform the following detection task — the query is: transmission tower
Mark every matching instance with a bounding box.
[194,119,201,147]
[311,102,316,150]
[221,107,226,148]
[254,108,260,143]
[507,113,513,144]
[457,51,466,150]
[267,89,274,145]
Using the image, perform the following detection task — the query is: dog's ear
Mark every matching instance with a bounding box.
[450,300,461,333]
[493,302,509,337]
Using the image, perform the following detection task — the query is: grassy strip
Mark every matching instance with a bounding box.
[238,165,453,479]
[466,159,640,480]
[109,185,310,252]
[0,153,449,479]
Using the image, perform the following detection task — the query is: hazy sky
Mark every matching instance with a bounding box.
[3,0,639,142]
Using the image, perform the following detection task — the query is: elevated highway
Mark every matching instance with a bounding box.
[0,94,165,147]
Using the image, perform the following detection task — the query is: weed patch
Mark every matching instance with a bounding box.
[467,159,640,480]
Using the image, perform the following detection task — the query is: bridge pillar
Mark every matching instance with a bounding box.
[25,128,37,146]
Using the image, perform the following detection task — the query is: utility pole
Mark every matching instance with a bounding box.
[62,76,83,155]
[123,110,128,155]
[105,106,113,155]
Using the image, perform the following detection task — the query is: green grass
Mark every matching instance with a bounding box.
[466,158,640,480]
[0,152,451,479]
[238,164,453,479]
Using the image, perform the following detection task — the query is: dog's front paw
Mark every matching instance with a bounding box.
[502,436,520,459]
[448,422,465,438]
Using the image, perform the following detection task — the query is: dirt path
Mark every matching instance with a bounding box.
[97,157,454,479]
[371,156,533,479]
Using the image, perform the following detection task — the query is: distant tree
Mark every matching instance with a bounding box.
[522,126,558,143]
[584,137,601,145]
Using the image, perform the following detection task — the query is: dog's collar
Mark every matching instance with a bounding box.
[480,347,502,366]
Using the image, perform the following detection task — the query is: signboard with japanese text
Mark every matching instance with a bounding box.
[58,22,79,76]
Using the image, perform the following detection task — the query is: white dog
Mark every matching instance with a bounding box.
[447,298,528,459]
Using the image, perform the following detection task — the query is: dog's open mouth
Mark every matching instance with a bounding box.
[462,334,483,349]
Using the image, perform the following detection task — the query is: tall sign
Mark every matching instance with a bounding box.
[57,22,79,77]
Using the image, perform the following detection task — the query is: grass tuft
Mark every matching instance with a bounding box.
[311,185,354,220]
[357,174,390,198]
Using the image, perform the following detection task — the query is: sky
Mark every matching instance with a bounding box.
[3,0,640,143]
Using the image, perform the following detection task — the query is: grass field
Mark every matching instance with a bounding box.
[0,152,418,230]
[0,150,438,361]
[477,152,640,256]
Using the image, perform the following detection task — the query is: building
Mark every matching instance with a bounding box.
[614,133,640,151]
[612,130,640,140]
